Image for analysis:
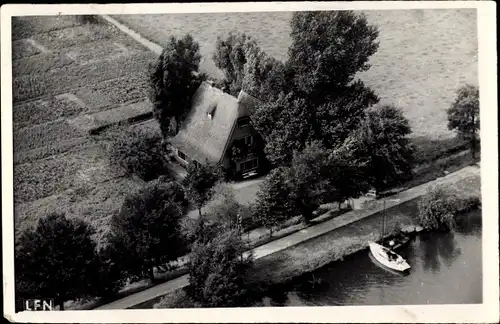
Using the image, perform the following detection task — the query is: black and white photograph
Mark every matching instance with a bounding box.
[1,2,498,323]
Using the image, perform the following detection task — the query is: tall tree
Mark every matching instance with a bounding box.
[251,11,380,166]
[188,229,253,307]
[252,166,294,237]
[213,32,260,96]
[213,31,289,101]
[15,213,100,310]
[148,34,204,137]
[183,163,221,217]
[251,92,316,165]
[288,11,379,101]
[447,84,480,158]
[352,105,415,193]
[288,142,332,223]
[107,180,188,282]
[326,140,372,209]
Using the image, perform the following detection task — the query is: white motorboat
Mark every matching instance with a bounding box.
[369,242,411,272]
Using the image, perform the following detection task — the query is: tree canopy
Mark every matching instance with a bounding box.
[288,11,379,100]
[107,180,188,282]
[108,126,168,181]
[188,229,253,307]
[15,213,100,310]
[447,84,480,158]
[251,11,380,166]
[149,34,205,137]
[252,166,294,236]
[183,163,221,217]
[213,31,288,101]
[349,105,415,192]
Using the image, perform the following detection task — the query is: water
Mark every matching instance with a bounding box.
[262,209,482,306]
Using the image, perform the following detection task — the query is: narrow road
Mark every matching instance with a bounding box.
[96,164,480,309]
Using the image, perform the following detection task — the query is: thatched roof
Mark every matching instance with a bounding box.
[170,81,260,165]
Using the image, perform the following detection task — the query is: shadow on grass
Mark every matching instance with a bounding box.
[412,135,469,165]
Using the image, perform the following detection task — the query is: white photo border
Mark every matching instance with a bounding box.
[2,2,498,323]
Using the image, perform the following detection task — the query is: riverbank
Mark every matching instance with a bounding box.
[147,166,480,309]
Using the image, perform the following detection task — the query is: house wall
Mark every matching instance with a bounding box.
[224,122,261,176]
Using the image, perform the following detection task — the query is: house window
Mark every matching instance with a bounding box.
[240,158,258,172]
[237,117,250,128]
[244,135,253,145]
[178,150,187,161]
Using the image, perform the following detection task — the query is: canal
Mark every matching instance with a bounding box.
[262,209,482,306]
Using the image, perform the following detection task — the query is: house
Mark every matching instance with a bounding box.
[170,81,264,179]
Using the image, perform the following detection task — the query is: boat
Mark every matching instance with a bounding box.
[369,242,411,272]
[381,233,411,250]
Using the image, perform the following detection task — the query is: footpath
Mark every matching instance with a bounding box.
[95,164,480,309]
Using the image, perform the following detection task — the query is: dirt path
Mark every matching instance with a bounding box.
[95,164,480,309]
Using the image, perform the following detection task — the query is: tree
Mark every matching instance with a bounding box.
[418,187,458,232]
[252,167,294,237]
[213,31,288,101]
[447,84,480,158]
[251,11,380,166]
[213,32,259,96]
[183,163,221,217]
[148,34,205,137]
[287,142,333,223]
[204,183,243,229]
[326,141,372,208]
[352,105,415,193]
[288,11,379,100]
[15,213,100,310]
[108,126,168,181]
[188,229,253,307]
[253,143,335,227]
[107,180,188,282]
[251,92,316,165]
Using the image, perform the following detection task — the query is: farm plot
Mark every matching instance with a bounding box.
[75,75,150,107]
[13,140,110,203]
[12,51,154,102]
[12,51,75,76]
[14,176,144,244]
[12,15,80,41]
[13,93,90,129]
[30,22,147,52]
[12,39,43,60]
[13,119,85,152]
[11,15,160,247]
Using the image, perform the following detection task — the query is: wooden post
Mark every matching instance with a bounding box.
[382,199,386,237]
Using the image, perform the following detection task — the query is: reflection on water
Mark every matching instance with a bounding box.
[262,209,482,306]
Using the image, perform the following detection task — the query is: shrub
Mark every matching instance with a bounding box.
[108,126,169,181]
[417,187,458,232]
[188,229,254,307]
[182,163,221,217]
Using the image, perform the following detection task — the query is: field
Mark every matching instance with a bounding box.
[114,9,478,141]
[11,16,157,244]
